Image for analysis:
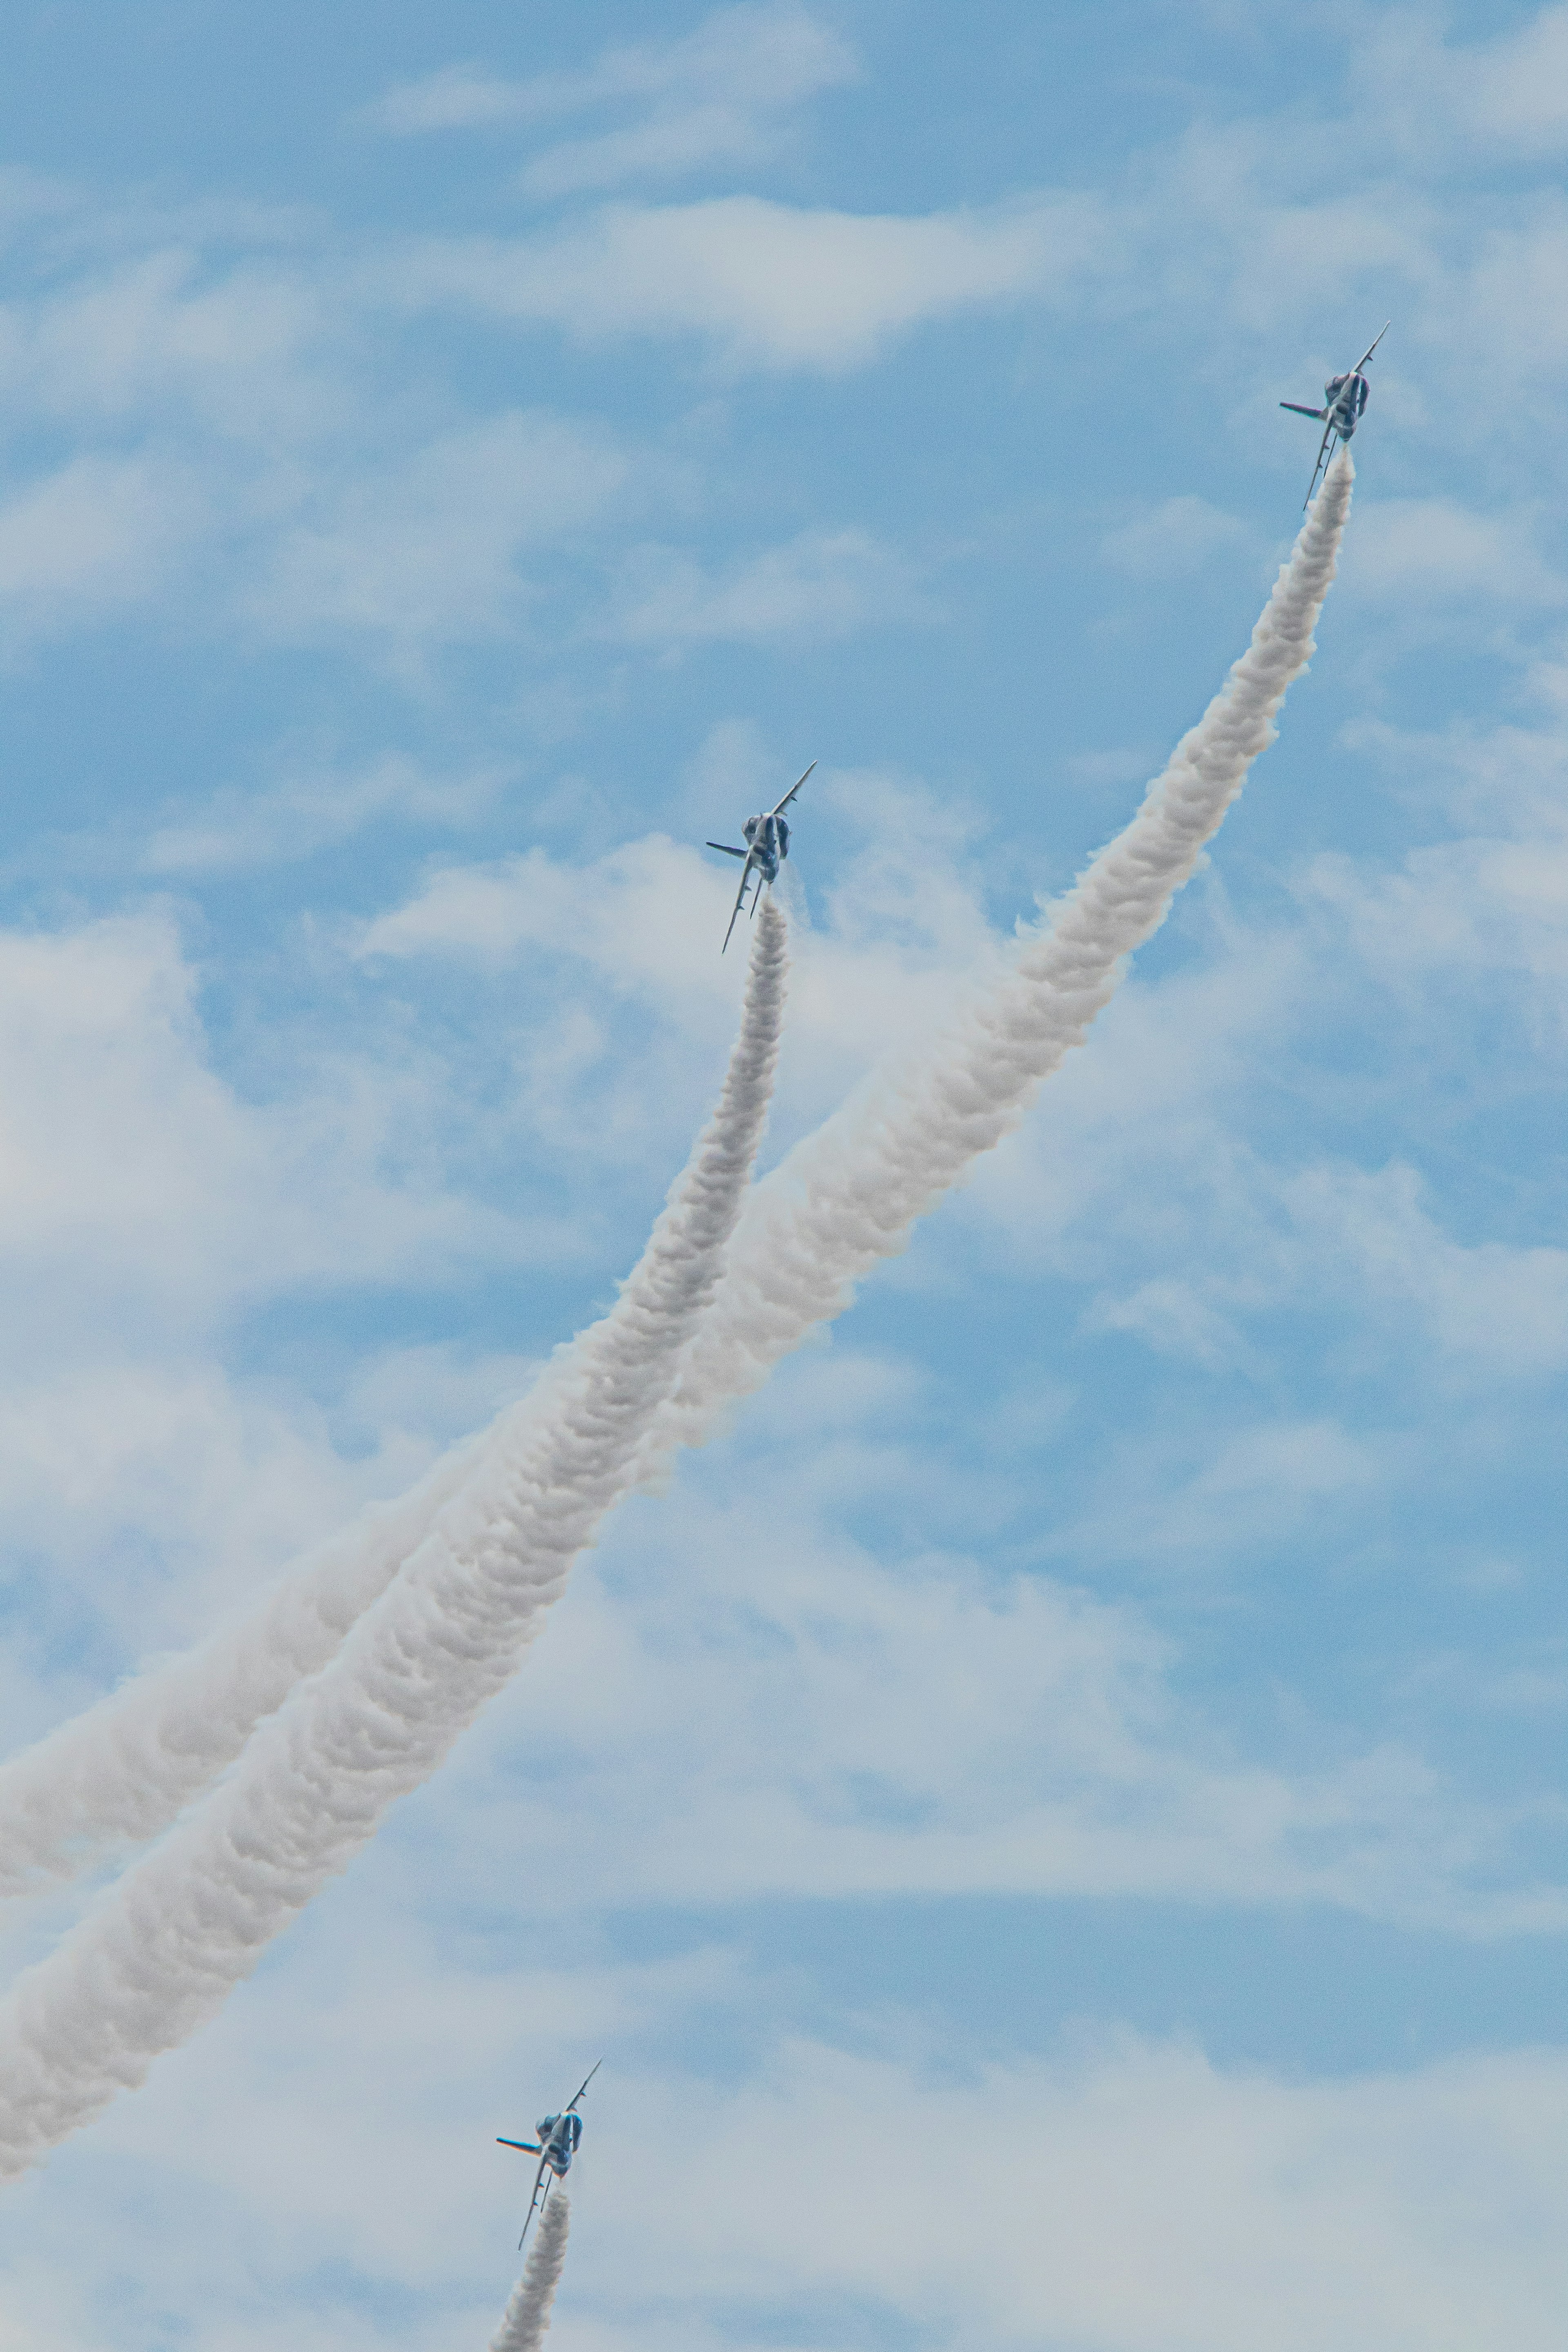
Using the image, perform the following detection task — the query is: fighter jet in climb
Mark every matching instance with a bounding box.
[706,762,815,951]
[497,2061,601,2249]
[1280,325,1389,507]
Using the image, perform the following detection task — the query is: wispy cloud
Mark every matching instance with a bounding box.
[386,191,1108,372]
[1101,494,1249,580]
[249,410,630,659]
[608,525,933,647]
[0,454,203,635]
[142,753,503,875]
[1348,499,1566,608]
[1288,1161,1568,1379]
[366,3,860,196]
[1355,3,1568,159]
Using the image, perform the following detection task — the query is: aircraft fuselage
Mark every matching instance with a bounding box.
[1324,371,1370,437]
[741,810,791,884]
[535,2111,583,2177]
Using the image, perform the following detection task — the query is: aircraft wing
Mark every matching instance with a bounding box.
[722,853,758,953]
[517,2152,554,2250]
[566,2060,603,2111]
[770,760,817,818]
[1303,418,1338,509]
[1352,322,1390,374]
[1279,401,1326,419]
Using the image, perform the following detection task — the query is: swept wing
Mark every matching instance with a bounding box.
[1301,418,1339,509]
[769,760,816,817]
[497,2142,555,2250]
[718,853,760,953]
[564,2061,602,2113]
[1350,323,1390,375]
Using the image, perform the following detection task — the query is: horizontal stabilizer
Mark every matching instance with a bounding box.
[497,2138,542,2152]
[706,842,748,858]
[1280,402,1326,419]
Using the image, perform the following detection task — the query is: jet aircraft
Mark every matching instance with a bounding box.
[1280,325,1390,507]
[497,2061,601,2248]
[706,762,815,951]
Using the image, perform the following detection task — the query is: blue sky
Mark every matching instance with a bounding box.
[2,0,1567,2344]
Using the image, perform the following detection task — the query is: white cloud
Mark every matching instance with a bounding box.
[13,1894,1568,2352]
[0,454,201,633]
[593,2036,1568,2352]
[1101,494,1248,580]
[10,50,1568,2352]
[12,1903,1568,2352]
[1288,1162,1568,1379]
[1346,499,1565,608]
[358,836,744,987]
[0,903,587,1686]
[1464,4,1568,146]
[387,191,1108,372]
[367,4,860,197]
[0,247,332,440]
[142,752,504,875]
[1057,1411,1400,1588]
[368,62,547,135]
[0,910,526,1338]
[608,525,931,646]
[1356,4,1568,159]
[1305,806,1568,1007]
[251,409,630,655]
[0,1356,451,1670]
[1083,1274,1249,1367]
[1065,744,1161,792]
[375,1370,1548,1935]
[353,811,1003,1152]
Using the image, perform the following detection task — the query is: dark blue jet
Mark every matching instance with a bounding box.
[706,762,815,951]
[1280,325,1389,507]
[497,2061,600,2248]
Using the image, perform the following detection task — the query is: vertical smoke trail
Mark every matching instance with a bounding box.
[653,454,1354,1455]
[0,902,789,2178]
[490,2193,571,2352]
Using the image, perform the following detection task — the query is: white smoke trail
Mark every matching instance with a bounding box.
[0,838,793,1896]
[490,2191,571,2352]
[0,1448,482,1893]
[0,901,789,2178]
[0,458,1350,2176]
[0,458,1350,1893]
[652,453,1355,1456]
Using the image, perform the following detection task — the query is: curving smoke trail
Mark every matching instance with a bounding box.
[0,458,1352,2176]
[651,454,1354,1459]
[0,901,789,2178]
[490,2192,570,2352]
[0,459,1351,1894]
[0,1447,483,1893]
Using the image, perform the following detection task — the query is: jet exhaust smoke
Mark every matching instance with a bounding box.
[0,456,1352,2176]
[653,454,1355,1455]
[0,901,789,2178]
[0,1448,484,1893]
[490,2192,570,2352]
[0,459,1351,1896]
